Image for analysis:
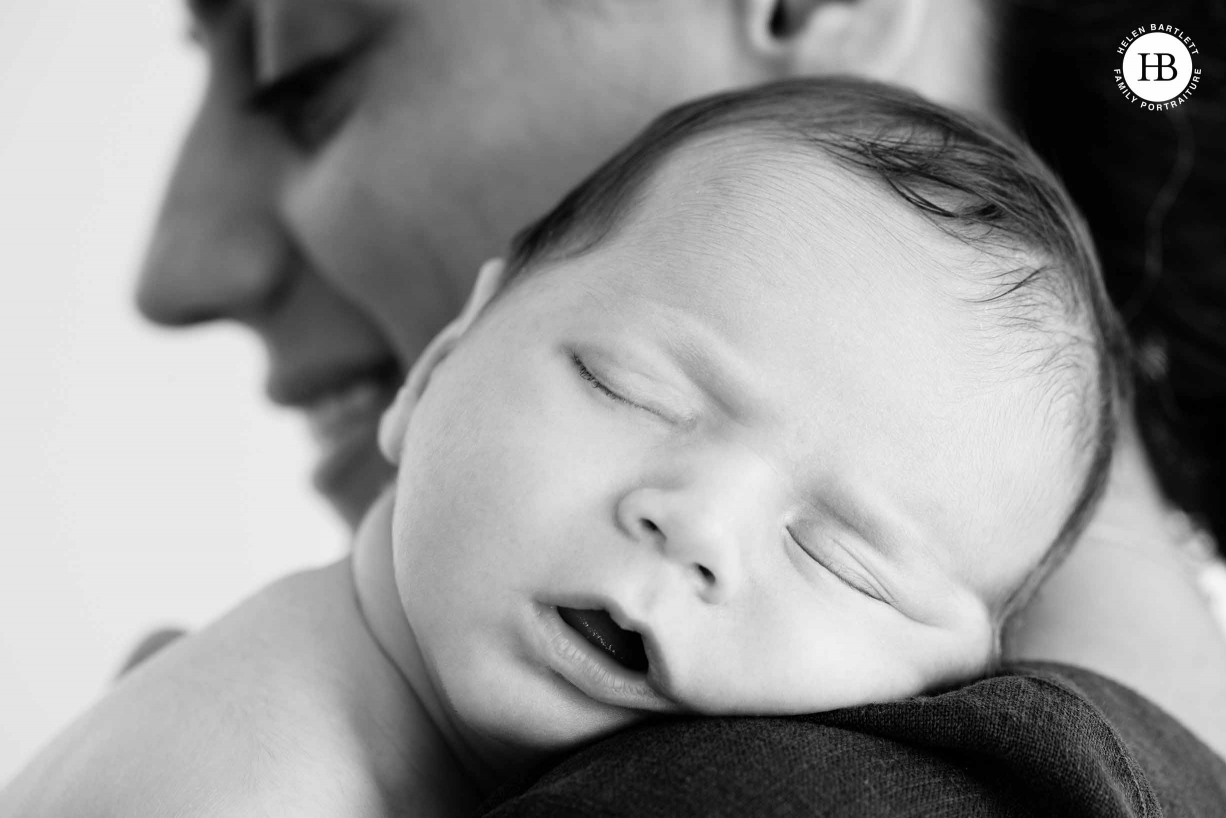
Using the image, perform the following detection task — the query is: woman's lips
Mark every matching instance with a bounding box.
[306,378,391,444]
[305,376,399,526]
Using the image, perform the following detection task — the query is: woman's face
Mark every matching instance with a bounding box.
[139,0,1003,526]
[138,0,764,524]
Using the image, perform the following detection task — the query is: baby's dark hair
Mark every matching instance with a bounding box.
[502,77,1131,617]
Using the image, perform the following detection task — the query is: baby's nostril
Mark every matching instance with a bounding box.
[697,564,715,584]
[641,518,661,534]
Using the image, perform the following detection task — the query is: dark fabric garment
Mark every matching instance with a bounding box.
[479,662,1226,817]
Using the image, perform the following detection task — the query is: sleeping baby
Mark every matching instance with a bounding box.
[2,77,1129,817]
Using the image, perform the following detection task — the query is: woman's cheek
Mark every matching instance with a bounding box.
[284,134,461,364]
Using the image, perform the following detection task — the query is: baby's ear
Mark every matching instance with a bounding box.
[379,258,510,464]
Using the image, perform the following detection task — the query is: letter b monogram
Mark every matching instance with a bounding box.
[1138,53,1178,81]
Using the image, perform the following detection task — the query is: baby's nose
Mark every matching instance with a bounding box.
[616,462,775,603]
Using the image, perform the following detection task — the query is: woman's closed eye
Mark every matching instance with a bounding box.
[787,528,885,602]
[246,46,364,152]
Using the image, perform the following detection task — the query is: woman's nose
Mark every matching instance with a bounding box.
[616,459,774,604]
[135,96,291,327]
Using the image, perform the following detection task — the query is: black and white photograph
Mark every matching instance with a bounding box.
[2,1,1225,815]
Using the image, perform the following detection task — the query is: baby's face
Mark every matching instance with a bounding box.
[385,144,1081,754]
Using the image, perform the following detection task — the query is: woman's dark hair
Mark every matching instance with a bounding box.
[998,2,1226,550]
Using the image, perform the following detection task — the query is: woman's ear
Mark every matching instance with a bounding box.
[738,0,929,80]
[378,258,510,464]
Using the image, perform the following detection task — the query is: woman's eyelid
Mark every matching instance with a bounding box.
[245,52,345,113]
[251,2,371,84]
[246,1,384,85]
[250,28,371,99]
[244,36,377,150]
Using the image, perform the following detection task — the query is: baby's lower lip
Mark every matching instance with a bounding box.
[531,604,674,713]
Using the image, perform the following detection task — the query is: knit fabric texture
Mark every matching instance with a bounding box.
[479,662,1226,817]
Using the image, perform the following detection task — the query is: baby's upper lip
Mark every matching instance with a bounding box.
[550,593,678,707]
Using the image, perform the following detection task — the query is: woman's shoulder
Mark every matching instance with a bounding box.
[480,662,1226,817]
[825,662,1226,816]
[0,560,392,818]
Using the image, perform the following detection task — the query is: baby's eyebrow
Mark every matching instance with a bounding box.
[653,329,768,426]
[815,487,926,564]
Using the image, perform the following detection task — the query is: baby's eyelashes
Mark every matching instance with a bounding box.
[572,353,640,409]
[786,527,889,603]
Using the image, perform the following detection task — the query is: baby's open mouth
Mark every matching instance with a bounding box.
[557,607,649,673]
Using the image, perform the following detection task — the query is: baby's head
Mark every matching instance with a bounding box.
[377,79,1129,757]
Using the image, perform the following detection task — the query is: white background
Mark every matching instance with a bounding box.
[0,1,346,782]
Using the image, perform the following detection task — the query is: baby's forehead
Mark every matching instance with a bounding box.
[623,132,977,277]
[612,132,998,310]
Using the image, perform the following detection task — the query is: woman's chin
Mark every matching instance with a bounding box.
[313,434,395,529]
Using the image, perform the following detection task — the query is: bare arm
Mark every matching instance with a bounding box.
[1005,415,1226,758]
